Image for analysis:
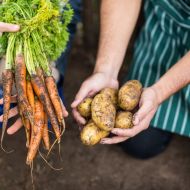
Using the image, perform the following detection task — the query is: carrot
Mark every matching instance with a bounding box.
[26,80,35,113]
[15,54,33,125]
[24,80,35,148]
[24,118,31,148]
[1,69,13,145]
[36,67,44,81]
[26,99,44,165]
[45,76,65,125]
[31,74,61,142]
[43,113,50,150]
[16,99,30,147]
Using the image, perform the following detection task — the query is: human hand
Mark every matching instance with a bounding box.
[0,22,20,33]
[0,95,23,135]
[71,72,119,125]
[101,87,159,144]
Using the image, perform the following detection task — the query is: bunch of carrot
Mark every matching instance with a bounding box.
[0,0,73,164]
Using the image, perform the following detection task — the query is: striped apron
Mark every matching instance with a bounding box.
[127,0,190,137]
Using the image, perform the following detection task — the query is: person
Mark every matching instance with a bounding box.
[71,0,190,159]
[0,0,82,133]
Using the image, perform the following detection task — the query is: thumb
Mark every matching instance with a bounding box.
[133,101,152,125]
[71,82,92,108]
[0,22,20,33]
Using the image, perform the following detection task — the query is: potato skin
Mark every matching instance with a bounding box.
[80,121,109,146]
[115,111,133,129]
[77,97,93,117]
[118,80,142,111]
[100,88,118,106]
[91,94,116,131]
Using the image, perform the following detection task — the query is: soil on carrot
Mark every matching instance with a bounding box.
[0,42,190,190]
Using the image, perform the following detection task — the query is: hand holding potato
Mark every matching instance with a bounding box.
[0,95,23,135]
[71,72,119,125]
[101,87,159,144]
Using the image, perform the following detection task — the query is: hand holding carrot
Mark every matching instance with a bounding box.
[0,95,23,135]
[0,22,20,33]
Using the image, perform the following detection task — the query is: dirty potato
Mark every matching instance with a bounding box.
[100,88,118,106]
[118,80,142,111]
[77,97,93,117]
[80,121,109,146]
[115,111,133,129]
[91,93,116,131]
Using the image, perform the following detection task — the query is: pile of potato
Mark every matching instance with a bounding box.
[77,80,142,146]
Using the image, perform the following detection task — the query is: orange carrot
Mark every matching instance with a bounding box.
[31,74,61,142]
[24,118,31,148]
[26,99,44,165]
[16,99,29,147]
[36,67,44,81]
[45,76,65,125]
[15,54,33,125]
[43,113,50,150]
[26,80,35,113]
[1,69,13,145]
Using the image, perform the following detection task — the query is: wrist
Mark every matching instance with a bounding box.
[93,60,119,80]
[151,84,163,105]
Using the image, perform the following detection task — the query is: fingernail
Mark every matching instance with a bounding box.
[13,25,20,30]
[81,120,86,125]
[71,101,77,108]
[7,129,11,135]
[100,139,106,144]
[111,129,118,134]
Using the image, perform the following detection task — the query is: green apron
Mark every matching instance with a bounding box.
[127,0,190,137]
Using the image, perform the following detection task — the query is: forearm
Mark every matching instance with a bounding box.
[152,51,190,104]
[94,0,142,79]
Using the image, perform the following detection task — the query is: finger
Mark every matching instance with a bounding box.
[113,109,156,137]
[100,136,129,144]
[60,98,69,117]
[133,101,153,125]
[72,108,86,125]
[78,123,84,131]
[71,82,92,108]
[88,90,97,97]
[0,95,17,105]
[7,118,23,135]
[10,95,17,103]
[0,22,20,32]
[0,106,19,122]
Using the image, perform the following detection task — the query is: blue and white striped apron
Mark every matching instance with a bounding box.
[127,0,190,137]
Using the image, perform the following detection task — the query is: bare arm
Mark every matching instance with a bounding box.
[94,0,142,79]
[152,51,190,104]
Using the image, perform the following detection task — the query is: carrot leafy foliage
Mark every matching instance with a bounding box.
[0,0,73,75]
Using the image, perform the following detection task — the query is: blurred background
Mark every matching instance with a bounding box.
[0,1,190,190]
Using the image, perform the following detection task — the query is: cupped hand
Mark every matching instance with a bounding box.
[71,72,119,125]
[0,95,23,135]
[101,87,159,144]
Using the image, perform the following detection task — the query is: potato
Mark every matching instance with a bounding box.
[91,93,116,131]
[77,97,93,117]
[118,80,142,111]
[115,111,133,129]
[80,121,109,146]
[100,88,118,106]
